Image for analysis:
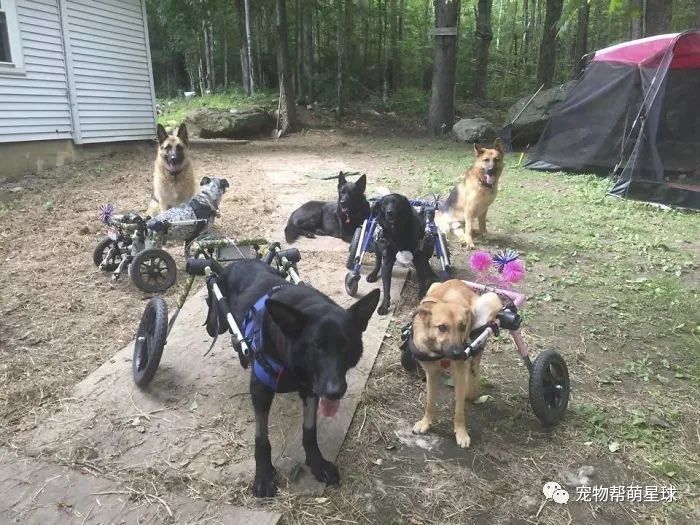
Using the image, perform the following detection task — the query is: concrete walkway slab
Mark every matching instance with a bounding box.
[0,450,280,524]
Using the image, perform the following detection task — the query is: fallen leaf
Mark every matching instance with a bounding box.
[608,441,620,453]
[474,395,492,405]
[314,497,328,504]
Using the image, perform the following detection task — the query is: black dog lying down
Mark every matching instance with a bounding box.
[217,259,380,497]
[285,173,370,243]
[368,193,438,315]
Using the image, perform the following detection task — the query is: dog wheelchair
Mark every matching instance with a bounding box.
[93,208,220,293]
[344,198,452,296]
[400,281,571,425]
[131,240,302,387]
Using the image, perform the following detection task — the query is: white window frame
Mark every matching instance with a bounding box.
[0,0,25,75]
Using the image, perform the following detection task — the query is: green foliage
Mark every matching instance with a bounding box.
[157,90,277,127]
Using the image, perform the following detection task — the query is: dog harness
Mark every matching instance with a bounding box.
[242,285,298,393]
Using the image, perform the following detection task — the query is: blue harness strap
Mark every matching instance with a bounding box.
[242,285,293,392]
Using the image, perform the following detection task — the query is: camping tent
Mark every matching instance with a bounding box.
[526,30,700,209]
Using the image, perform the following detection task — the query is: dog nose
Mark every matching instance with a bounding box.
[321,379,347,400]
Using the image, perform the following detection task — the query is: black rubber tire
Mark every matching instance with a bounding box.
[529,350,570,425]
[346,227,362,270]
[129,248,178,293]
[93,236,124,272]
[133,297,168,387]
[345,272,360,296]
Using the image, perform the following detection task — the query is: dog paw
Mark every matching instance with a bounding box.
[413,418,432,434]
[252,468,278,497]
[377,303,390,316]
[305,232,316,239]
[307,458,340,486]
[366,273,378,283]
[455,428,471,448]
[462,239,476,250]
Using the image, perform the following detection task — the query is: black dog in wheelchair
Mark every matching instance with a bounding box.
[132,242,380,497]
[345,193,452,315]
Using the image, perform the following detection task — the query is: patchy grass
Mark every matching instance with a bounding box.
[157,90,277,128]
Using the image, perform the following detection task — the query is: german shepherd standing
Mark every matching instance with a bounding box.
[146,124,197,216]
[215,259,380,497]
[436,139,505,249]
[284,173,370,243]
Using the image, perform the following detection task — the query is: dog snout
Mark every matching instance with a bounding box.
[320,378,347,400]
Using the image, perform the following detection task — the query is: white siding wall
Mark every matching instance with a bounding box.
[64,0,155,143]
[0,0,73,143]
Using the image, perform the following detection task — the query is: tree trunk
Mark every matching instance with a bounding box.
[223,14,228,90]
[645,0,673,37]
[336,0,345,114]
[275,0,299,135]
[295,0,303,100]
[244,0,255,93]
[304,4,314,102]
[572,0,589,77]
[236,0,251,95]
[629,0,643,39]
[473,0,493,99]
[397,0,405,89]
[696,0,700,28]
[536,0,564,89]
[427,0,460,136]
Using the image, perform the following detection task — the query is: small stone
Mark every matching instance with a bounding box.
[77,225,90,235]
[9,187,22,193]
[212,456,229,467]
[134,425,146,433]
[373,458,383,466]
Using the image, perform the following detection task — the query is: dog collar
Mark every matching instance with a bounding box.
[167,168,182,177]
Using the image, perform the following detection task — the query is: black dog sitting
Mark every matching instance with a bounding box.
[214,259,380,497]
[285,173,370,243]
[367,194,438,315]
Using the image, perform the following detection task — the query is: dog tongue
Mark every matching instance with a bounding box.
[319,398,340,418]
[484,173,494,185]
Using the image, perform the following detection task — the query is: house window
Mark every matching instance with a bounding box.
[0,0,24,71]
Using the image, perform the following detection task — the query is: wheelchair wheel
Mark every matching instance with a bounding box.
[129,248,177,293]
[345,272,360,296]
[133,297,168,387]
[346,227,362,270]
[93,236,128,272]
[529,350,570,425]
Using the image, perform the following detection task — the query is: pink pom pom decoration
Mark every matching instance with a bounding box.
[501,259,525,283]
[469,251,492,272]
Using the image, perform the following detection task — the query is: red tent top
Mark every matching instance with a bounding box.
[592,31,700,69]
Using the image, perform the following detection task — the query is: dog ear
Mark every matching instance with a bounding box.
[337,171,346,189]
[493,138,504,154]
[220,179,230,190]
[156,123,168,144]
[348,288,380,332]
[474,143,485,156]
[470,292,503,329]
[355,174,367,194]
[266,299,307,339]
[199,176,211,186]
[177,123,190,146]
[371,197,384,217]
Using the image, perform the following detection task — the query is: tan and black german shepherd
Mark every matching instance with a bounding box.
[436,138,505,249]
[146,123,197,216]
[411,280,503,448]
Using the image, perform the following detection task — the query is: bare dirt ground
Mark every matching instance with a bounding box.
[1,123,698,524]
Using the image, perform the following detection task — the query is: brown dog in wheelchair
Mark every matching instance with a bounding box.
[410,280,502,448]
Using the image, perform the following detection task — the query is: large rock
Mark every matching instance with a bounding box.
[185,107,275,139]
[506,82,574,147]
[452,118,497,143]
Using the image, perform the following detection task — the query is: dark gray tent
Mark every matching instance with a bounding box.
[526,31,700,209]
